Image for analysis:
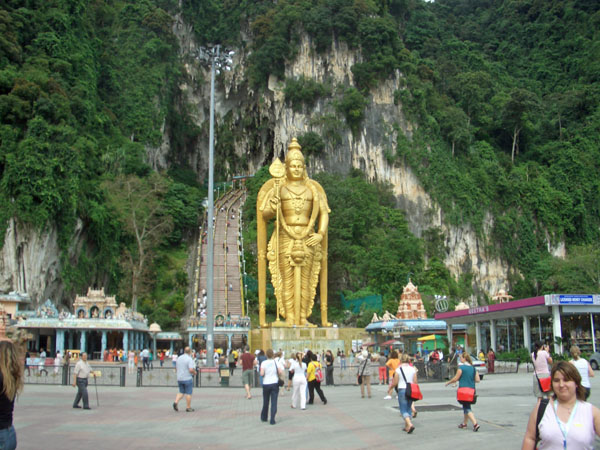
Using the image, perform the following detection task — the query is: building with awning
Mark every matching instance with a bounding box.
[365,319,466,354]
[17,292,152,360]
[435,294,600,354]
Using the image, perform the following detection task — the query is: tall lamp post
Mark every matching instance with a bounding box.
[196,45,234,367]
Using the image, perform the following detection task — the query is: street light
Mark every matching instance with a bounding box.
[196,44,234,367]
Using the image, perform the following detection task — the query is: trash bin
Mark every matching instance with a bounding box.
[219,364,229,386]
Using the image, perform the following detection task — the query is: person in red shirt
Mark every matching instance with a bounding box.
[240,346,257,399]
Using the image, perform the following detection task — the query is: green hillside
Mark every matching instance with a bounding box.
[0,0,598,328]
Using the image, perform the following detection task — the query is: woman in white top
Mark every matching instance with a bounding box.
[289,352,308,410]
[259,348,284,425]
[570,345,594,399]
[532,341,553,398]
[392,353,417,434]
[522,361,600,449]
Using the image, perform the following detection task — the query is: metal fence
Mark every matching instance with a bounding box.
[25,359,522,388]
[25,364,125,386]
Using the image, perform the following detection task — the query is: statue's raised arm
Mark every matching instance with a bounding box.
[257,138,331,327]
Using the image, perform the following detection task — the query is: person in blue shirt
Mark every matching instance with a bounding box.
[445,352,481,432]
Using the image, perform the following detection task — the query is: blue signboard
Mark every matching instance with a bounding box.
[546,294,600,305]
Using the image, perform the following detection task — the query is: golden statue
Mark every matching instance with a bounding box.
[257,138,331,327]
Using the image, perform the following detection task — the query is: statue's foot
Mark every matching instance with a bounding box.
[322,322,332,327]
[301,320,317,328]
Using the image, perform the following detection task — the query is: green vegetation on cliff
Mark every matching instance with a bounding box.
[1,0,598,328]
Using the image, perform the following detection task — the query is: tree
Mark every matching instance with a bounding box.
[103,173,173,310]
[499,88,539,163]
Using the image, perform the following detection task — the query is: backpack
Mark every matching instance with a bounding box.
[535,398,549,446]
[313,362,324,382]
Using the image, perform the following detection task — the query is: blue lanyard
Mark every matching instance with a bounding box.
[553,400,578,449]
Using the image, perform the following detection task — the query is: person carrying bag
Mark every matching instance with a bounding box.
[531,341,552,399]
[445,353,481,432]
[357,350,372,398]
[392,353,418,434]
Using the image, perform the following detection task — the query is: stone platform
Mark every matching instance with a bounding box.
[250,327,367,354]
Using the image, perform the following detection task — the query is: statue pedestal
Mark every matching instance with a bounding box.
[250,327,345,355]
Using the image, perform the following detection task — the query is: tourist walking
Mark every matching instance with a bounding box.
[378,352,387,385]
[325,350,334,386]
[54,351,61,374]
[357,349,373,398]
[256,350,266,385]
[290,352,307,410]
[0,340,24,450]
[532,341,553,399]
[172,347,197,412]
[340,351,346,370]
[72,352,95,410]
[141,348,150,371]
[569,345,594,399]
[307,354,327,405]
[445,352,480,432]
[522,361,600,449]
[228,350,237,376]
[392,353,417,434]
[240,346,256,399]
[127,349,135,374]
[384,350,400,399]
[260,349,283,425]
[487,348,495,373]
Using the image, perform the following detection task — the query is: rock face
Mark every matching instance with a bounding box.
[0,19,564,307]
[174,31,532,301]
[0,219,63,307]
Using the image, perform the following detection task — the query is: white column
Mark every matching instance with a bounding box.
[446,324,453,349]
[523,316,531,351]
[490,319,497,352]
[591,313,596,353]
[552,305,562,353]
[475,321,482,354]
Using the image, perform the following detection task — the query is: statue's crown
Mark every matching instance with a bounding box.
[285,138,304,164]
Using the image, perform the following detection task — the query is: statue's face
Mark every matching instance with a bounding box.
[287,159,304,180]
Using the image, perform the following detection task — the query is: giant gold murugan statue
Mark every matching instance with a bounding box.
[257,138,331,327]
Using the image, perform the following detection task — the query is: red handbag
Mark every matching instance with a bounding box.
[457,387,476,403]
[400,368,423,401]
[536,375,551,393]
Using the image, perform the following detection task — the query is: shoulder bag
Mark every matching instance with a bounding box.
[400,367,423,401]
[274,360,284,387]
[314,362,324,383]
[357,358,368,385]
[456,366,477,404]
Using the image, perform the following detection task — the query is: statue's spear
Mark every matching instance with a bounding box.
[269,158,285,326]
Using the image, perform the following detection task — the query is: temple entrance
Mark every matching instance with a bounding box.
[88,330,102,360]
[106,331,122,349]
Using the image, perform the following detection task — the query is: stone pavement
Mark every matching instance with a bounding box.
[15,372,600,449]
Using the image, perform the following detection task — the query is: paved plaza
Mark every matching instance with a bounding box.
[15,371,600,449]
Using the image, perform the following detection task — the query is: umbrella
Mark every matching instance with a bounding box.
[417,334,439,341]
[380,339,401,346]
[361,342,376,347]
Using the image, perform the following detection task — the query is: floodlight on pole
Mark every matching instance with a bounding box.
[195,44,234,367]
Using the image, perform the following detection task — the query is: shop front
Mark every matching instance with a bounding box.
[436,294,600,354]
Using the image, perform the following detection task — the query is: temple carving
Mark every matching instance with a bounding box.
[396,280,428,320]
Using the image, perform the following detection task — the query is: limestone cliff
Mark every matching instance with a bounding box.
[173,28,552,303]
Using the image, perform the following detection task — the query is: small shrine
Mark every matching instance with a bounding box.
[73,287,118,319]
[454,300,470,311]
[396,280,428,320]
[492,289,514,303]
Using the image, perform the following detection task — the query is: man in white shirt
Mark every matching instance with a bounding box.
[72,352,95,410]
[173,347,197,412]
[141,348,150,371]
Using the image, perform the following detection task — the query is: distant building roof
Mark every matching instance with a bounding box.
[366,319,466,333]
[0,292,30,303]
